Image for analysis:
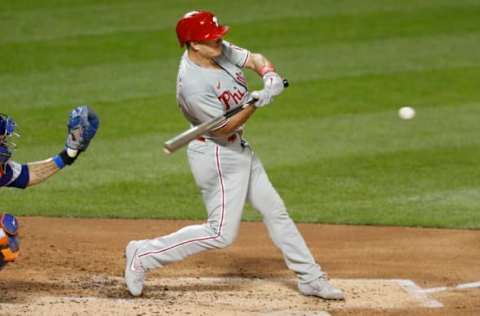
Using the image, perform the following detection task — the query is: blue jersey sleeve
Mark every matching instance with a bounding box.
[0,161,29,189]
[8,164,29,189]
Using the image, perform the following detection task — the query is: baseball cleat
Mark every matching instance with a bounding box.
[124,241,145,297]
[298,276,345,300]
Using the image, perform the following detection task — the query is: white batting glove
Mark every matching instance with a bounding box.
[263,72,284,97]
[251,90,273,108]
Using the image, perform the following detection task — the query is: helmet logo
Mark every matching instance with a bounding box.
[212,16,219,27]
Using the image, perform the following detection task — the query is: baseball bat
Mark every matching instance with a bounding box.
[164,79,289,154]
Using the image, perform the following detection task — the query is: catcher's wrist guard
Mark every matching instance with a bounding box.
[54,149,79,168]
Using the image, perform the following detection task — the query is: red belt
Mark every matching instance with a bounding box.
[197,134,237,142]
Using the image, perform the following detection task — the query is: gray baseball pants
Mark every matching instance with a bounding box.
[134,137,323,283]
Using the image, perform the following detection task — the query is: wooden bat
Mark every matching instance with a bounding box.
[164,79,289,154]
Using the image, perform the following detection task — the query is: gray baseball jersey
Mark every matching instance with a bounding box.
[176,40,249,143]
[131,41,324,284]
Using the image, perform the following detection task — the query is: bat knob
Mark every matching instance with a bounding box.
[282,79,289,88]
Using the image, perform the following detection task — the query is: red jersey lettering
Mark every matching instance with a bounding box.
[217,87,247,110]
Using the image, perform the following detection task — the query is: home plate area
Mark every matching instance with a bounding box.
[0,276,443,315]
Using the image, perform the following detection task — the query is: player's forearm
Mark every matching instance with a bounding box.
[244,53,275,76]
[26,159,61,187]
[26,148,82,187]
[211,105,256,136]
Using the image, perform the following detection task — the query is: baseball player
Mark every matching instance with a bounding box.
[0,106,99,269]
[125,11,344,300]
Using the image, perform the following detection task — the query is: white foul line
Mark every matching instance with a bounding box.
[421,287,448,294]
[396,279,444,308]
[456,281,480,290]
[419,281,480,294]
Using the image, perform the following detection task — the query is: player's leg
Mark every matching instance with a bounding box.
[125,141,250,295]
[137,142,250,266]
[246,152,344,299]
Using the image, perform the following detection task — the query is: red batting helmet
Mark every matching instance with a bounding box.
[176,11,229,47]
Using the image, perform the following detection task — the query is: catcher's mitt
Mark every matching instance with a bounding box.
[66,105,100,153]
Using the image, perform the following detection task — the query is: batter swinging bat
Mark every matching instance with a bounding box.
[164,79,289,154]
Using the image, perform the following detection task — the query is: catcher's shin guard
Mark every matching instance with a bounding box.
[0,213,20,269]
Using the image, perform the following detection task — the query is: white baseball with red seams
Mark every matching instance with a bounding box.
[130,40,324,285]
[398,106,416,120]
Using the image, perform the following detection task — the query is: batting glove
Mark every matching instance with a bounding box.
[251,90,273,108]
[263,72,284,97]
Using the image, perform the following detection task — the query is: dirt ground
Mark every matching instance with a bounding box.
[0,217,479,315]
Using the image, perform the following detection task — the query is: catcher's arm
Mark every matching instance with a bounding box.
[24,106,99,187]
[26,159,63,187]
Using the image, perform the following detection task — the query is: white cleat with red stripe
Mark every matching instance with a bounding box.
[125,241,145,297]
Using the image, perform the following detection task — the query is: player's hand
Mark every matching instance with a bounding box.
[251,90,273,108]
[263,72,284,97]
[65,105,100,156]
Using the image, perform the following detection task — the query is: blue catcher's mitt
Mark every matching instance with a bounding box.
[66,105,99,153]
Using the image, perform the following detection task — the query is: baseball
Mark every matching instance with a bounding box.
[398,106,415,120]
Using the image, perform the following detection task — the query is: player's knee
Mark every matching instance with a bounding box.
[206,220,239,249]
[216,231,237,248]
